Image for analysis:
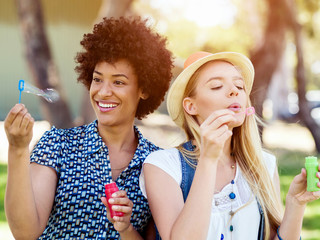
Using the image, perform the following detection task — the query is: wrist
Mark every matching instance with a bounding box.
[285,194,307,209]
[198,155,219,166]
[7,146,31,168]
[118,223,133,235]
[8,144,29,153]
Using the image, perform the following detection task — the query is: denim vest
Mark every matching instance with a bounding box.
[156,141,265,239]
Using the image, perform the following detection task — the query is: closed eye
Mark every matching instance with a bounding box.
[210,85,222,90]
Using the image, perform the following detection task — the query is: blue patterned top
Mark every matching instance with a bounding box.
[30,120,159,239]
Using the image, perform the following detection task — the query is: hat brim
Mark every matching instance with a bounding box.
[167,52,255,128]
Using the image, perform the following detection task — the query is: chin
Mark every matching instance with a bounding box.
[229,120,244,129]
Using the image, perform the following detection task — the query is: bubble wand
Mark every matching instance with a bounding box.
[238,106,255,116]
[232,106,255,116]
[18,79,60,103]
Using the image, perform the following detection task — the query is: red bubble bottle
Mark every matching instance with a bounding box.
[105,182,124,218]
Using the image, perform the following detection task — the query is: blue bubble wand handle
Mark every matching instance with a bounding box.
[17,79,60,103]
[18,79,25,103]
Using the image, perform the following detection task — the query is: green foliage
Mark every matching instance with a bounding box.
[0,163,7,222]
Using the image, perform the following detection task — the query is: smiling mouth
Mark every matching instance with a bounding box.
[97,102,118,109]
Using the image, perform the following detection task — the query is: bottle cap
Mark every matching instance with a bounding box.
[305,156,318,163]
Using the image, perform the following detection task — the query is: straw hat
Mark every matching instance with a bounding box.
[167,51,255,128]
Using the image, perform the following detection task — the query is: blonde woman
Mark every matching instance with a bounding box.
[139,51,320,240]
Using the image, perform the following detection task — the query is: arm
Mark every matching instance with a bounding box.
[272,165,320,240]
[4,104,57,239]
[144,160,217,240]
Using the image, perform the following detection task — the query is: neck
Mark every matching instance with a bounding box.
[97,122,137,152]
[219,138,235,166]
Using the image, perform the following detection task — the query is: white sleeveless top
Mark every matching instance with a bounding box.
[139,149,276,240]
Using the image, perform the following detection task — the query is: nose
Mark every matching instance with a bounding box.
[228,85,239,97]
[99,81,113,97]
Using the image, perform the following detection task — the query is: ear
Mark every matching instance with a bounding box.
[183,97,197,115]
[140,92,149,100]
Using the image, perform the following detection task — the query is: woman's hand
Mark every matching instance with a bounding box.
[286,165,320,206]
[199,109,235,161]
[4,104,34,149]
[101,190,134,233]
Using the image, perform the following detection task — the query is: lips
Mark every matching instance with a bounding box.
[228,103,241,112]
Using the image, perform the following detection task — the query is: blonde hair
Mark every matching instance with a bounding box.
[178,60,283,238]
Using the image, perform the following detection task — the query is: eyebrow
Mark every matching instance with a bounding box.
[205,77,222,84]
[206,76,244,83]
[93,71,129,79]
[232,76,244,81]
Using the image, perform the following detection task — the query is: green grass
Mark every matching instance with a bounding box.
[0,150,319,239]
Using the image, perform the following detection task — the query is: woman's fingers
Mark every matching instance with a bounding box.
[5,104,25,129]
[109,192,133,209]
[5,104,33,133]
[4,104,34,148]
[201,109,235,128]
[111,203,132,216]
[111,190,128,198]
[200,113,235,141]
[103,190,133,218]
[101,196,108,207]
[20,112,34,131]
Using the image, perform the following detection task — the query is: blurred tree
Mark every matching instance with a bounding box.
[16,0,73,128]
[249,0,289,120]
[249,0,320,152]
[296,0,320,90]
[288,0,320,152]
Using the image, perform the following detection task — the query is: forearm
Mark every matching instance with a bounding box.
[171,160,217,240]
[5,146,42,239]
[274,196,305,240]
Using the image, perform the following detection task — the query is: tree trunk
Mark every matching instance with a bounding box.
[16,0,73,128]
[79,0,134,125]
[268,55,292,121]
[288,0,320,153]
[250,0,288,120]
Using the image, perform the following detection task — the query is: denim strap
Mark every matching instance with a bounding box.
[179,141,197,202]
[257,199,265,240]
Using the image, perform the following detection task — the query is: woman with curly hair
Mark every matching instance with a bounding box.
[4,17,173,239]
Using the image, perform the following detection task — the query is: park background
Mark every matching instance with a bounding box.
[0,0,319,239]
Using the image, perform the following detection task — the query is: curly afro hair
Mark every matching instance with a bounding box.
[75,17,174,119]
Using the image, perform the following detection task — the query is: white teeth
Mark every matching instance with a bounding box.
[98,102,117,108]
